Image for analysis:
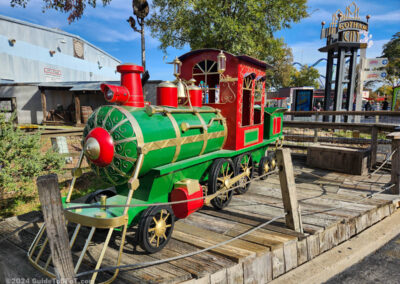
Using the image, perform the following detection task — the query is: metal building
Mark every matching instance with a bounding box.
[0,14,120,83]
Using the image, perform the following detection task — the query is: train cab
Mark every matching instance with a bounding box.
[179,49,273,151]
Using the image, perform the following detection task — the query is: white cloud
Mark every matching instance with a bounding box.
[371,10,400,22]
[94,27,140,42]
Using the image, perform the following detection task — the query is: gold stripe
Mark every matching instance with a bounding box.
[166,113,181,163]
[109,163,129,178]
[142,130,225,153]
[109,118,129,134]
[114,137,137,145]
[102,107,115,128]
[112,106,144,149]
[64,210,128,229]
[114,153,137,163]
[195,112,208,155]
[93,108,100,128]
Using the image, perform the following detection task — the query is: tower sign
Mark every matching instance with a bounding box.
[319,2,370,120]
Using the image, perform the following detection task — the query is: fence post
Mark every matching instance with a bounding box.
[387,133,400,195]
[37,174,76,283]
[370,125,378,170]
[313,113,319,143]
[276,148,304,233]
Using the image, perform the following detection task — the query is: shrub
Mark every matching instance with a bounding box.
[0,112,65,196]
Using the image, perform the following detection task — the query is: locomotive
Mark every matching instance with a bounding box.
[28,49,285,282]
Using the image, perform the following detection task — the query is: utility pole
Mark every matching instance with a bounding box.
[127,0,149,71]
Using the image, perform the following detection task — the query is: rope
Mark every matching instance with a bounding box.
[368,149,397,178]
[64,169,280,212]
[76,213,287,277]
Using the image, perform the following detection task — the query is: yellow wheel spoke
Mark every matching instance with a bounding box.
[160,210,164,220]
[162,233,167,240]
[217,177,225,182]
[149,234,156,244]
[153,217,157,224]
[148,227,156,232]
[156,236,160,247]
[163,213,170,221]
[165,224,172,228]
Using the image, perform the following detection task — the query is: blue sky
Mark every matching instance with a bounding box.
[1,0,399,81]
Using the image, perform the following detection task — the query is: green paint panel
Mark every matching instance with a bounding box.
[245,129,259,144]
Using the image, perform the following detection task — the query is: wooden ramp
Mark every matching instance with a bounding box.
[1,159,399,283]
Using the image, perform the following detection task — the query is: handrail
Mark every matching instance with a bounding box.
[286,110,400,116]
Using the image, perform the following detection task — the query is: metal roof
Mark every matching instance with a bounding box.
[37,81,120,91]
[0,14,120,63]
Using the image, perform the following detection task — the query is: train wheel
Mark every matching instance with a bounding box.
[85,188,116,204]
[138,205,175,253]
[258,156,272,180]
[268,152,277,171]
[233,153,254,194]
[208,158,236,210]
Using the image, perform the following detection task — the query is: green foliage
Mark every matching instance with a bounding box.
[382,32,400,87]
[0,112,65,195]
[147,0,308,89]
[290,65,320,89]
[265,42,296,89]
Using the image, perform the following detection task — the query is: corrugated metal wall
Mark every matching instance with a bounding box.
[0,15,121,83]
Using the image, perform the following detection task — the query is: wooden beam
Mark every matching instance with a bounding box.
[40,88,47,123]
[276,148,304,233]
[286,110,400,116]
[36,174,76,283]
[387,132,400,195]
[283,121,397,133]
[370,126,378,170]
[74,93,81,125]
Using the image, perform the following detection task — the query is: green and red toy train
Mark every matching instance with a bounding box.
[28,49,285,282]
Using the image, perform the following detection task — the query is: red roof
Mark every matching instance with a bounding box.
[178,48,272,69]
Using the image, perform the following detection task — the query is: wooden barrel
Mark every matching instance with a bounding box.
[81,106,93,124]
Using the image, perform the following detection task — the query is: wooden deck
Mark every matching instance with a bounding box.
[1,157,399,283]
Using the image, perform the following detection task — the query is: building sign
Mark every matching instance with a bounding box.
[392,86,400,111]
[294,89,313,111]
[43,66,63,82]
[320,2,368,43]
[338,20,368,32]
[365,58,388,69]
[364,70,387,81]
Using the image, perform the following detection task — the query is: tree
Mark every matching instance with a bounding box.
[265,41,296,90]
[382,32,400,87]
[290,65,320,89]
[146,0,307,88]
[10,0,112,23]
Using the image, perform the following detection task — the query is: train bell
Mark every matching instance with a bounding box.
[176,80,186,99]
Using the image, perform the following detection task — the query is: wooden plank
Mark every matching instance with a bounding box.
[0,240,49,280]
[172,230,253,263]
[243,252,272,283]
[276,148,303,233]
[370,126,378,169]
[200,207,310,238]
[226,263,244,284]
[36,174,76,283]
